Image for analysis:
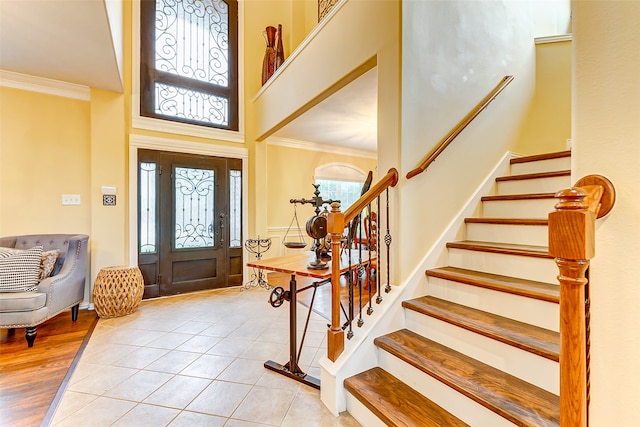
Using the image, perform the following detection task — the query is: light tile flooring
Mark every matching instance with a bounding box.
[51,286,360,427]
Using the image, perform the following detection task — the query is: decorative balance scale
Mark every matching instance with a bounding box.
[287,184,339,270]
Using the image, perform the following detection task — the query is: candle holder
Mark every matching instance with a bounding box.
[243,236,272,290]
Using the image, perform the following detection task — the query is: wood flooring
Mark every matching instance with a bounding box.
[0,309,98,427]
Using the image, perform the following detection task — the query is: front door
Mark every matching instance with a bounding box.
[138,149,243,298]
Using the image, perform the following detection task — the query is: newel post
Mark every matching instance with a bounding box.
[549,187,594,427]
[327,201,345,361]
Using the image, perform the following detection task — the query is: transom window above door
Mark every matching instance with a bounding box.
[140,0,239,131]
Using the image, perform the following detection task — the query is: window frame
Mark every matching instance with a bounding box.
[139,0,239,131]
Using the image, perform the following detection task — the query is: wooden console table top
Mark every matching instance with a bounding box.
[247,250,374,279]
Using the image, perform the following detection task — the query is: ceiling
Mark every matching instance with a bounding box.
[0,0,123,92]
[0,1,377,153]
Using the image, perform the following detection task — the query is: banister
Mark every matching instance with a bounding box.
[326,167,398,362]
[344,168,399,224]
[548,174,615,427]
[406,75,514,180]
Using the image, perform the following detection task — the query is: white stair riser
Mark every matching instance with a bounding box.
[510,157,571,175]
[378,350,518,427]
[405,311,559,393]
[345,393,388,427]
[426,276,559,331]
[482,198,557,219]
[447,248,558,283]
[497,176,571,195]
[466,223,548,246]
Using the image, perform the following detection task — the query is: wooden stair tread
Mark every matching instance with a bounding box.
[465,217,548,225]
[426,266,559,303]
[510,150,571,164]
[403,296,559,360]
[496,170,570,182]
[446,240,552,258]
[345,367,470,427]
[375,329,560,427]
[481,192,557,202]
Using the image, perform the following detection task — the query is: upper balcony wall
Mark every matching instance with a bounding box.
[252,0,400,145]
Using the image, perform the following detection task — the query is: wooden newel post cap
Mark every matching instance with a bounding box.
[554,187,589,211]
[549,187,595,260]
[327,202,344,234]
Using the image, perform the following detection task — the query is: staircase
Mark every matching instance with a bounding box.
[344,150,571,427]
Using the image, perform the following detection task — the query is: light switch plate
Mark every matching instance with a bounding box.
[62,194,81,205]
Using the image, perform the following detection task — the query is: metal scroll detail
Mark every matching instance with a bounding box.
[174,167,215,249]
[154,0,230,125]
[244,237,272,290]
[318,0,338,22]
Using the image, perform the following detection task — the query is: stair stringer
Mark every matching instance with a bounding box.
[320,151,514,415]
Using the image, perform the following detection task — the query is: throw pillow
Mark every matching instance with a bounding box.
[40,249,60,280]
[0,246,59,281]
[0,246,43,292]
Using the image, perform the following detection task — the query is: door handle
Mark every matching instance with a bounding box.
[219,213,225,246]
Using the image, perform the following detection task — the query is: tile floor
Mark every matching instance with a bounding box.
[50,286,360,427]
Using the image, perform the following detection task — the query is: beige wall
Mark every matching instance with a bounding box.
[573,1,640,424]
[263,143,376,256]
[399,0,570,279]
[0,87,91,236]
[514,40,571,155]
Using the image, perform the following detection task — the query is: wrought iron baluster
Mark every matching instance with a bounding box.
[357,217,364,327]
[347,243,354,339]
[385,188,392,293]
[367,202,374,315]
[376,194,383,304]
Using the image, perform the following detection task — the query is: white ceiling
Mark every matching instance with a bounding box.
[0,1,377,153]
[272,67,378,153]
[0,0,123,92]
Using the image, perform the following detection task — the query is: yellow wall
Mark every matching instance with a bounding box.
[514,40,571,155]
[264,143,376,256]
[0,87,91,236]
[573,1,640,423]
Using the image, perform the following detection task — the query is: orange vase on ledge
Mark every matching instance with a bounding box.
[275,24,285,70]
[261,26,277,85]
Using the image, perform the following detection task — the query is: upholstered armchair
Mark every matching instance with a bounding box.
[0,234,89,347]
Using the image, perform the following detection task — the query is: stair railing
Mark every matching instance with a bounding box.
[406,75,514,180]
[326,167,399,361]
[549,174,616,427]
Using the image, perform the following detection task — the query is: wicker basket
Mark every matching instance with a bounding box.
[92,266,144,318]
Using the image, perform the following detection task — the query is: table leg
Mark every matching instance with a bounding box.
[264,273,320,389]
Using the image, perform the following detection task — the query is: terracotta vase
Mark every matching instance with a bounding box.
[275,24,285,70]
[261,26,277,85]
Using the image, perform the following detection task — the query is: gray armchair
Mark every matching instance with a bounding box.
[0,234,89,347]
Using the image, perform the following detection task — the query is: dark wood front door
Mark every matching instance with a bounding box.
[138,149,243,298]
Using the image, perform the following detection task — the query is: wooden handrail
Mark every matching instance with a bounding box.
[406,75,514,180]
[548,174,615,427]
[326,167,399,362]
[344,168,399,224]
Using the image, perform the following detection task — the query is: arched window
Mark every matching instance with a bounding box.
[140,0,238,131]
[314,163,369,210]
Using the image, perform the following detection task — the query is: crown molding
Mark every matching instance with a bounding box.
[535,34,573,44]
[0,70,90,100]
[267,136,377,160]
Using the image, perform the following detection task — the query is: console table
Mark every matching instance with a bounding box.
[247,250,373,389]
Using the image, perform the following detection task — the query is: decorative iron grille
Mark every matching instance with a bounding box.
[174,166,215,249]
[139,162,157,254]
[318,0,338,22]
[229,169,242,247]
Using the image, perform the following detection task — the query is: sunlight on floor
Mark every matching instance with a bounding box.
[51,286,359,426]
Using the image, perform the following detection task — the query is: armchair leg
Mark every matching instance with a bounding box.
[25,326,37,347]
[71,304,79,322]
